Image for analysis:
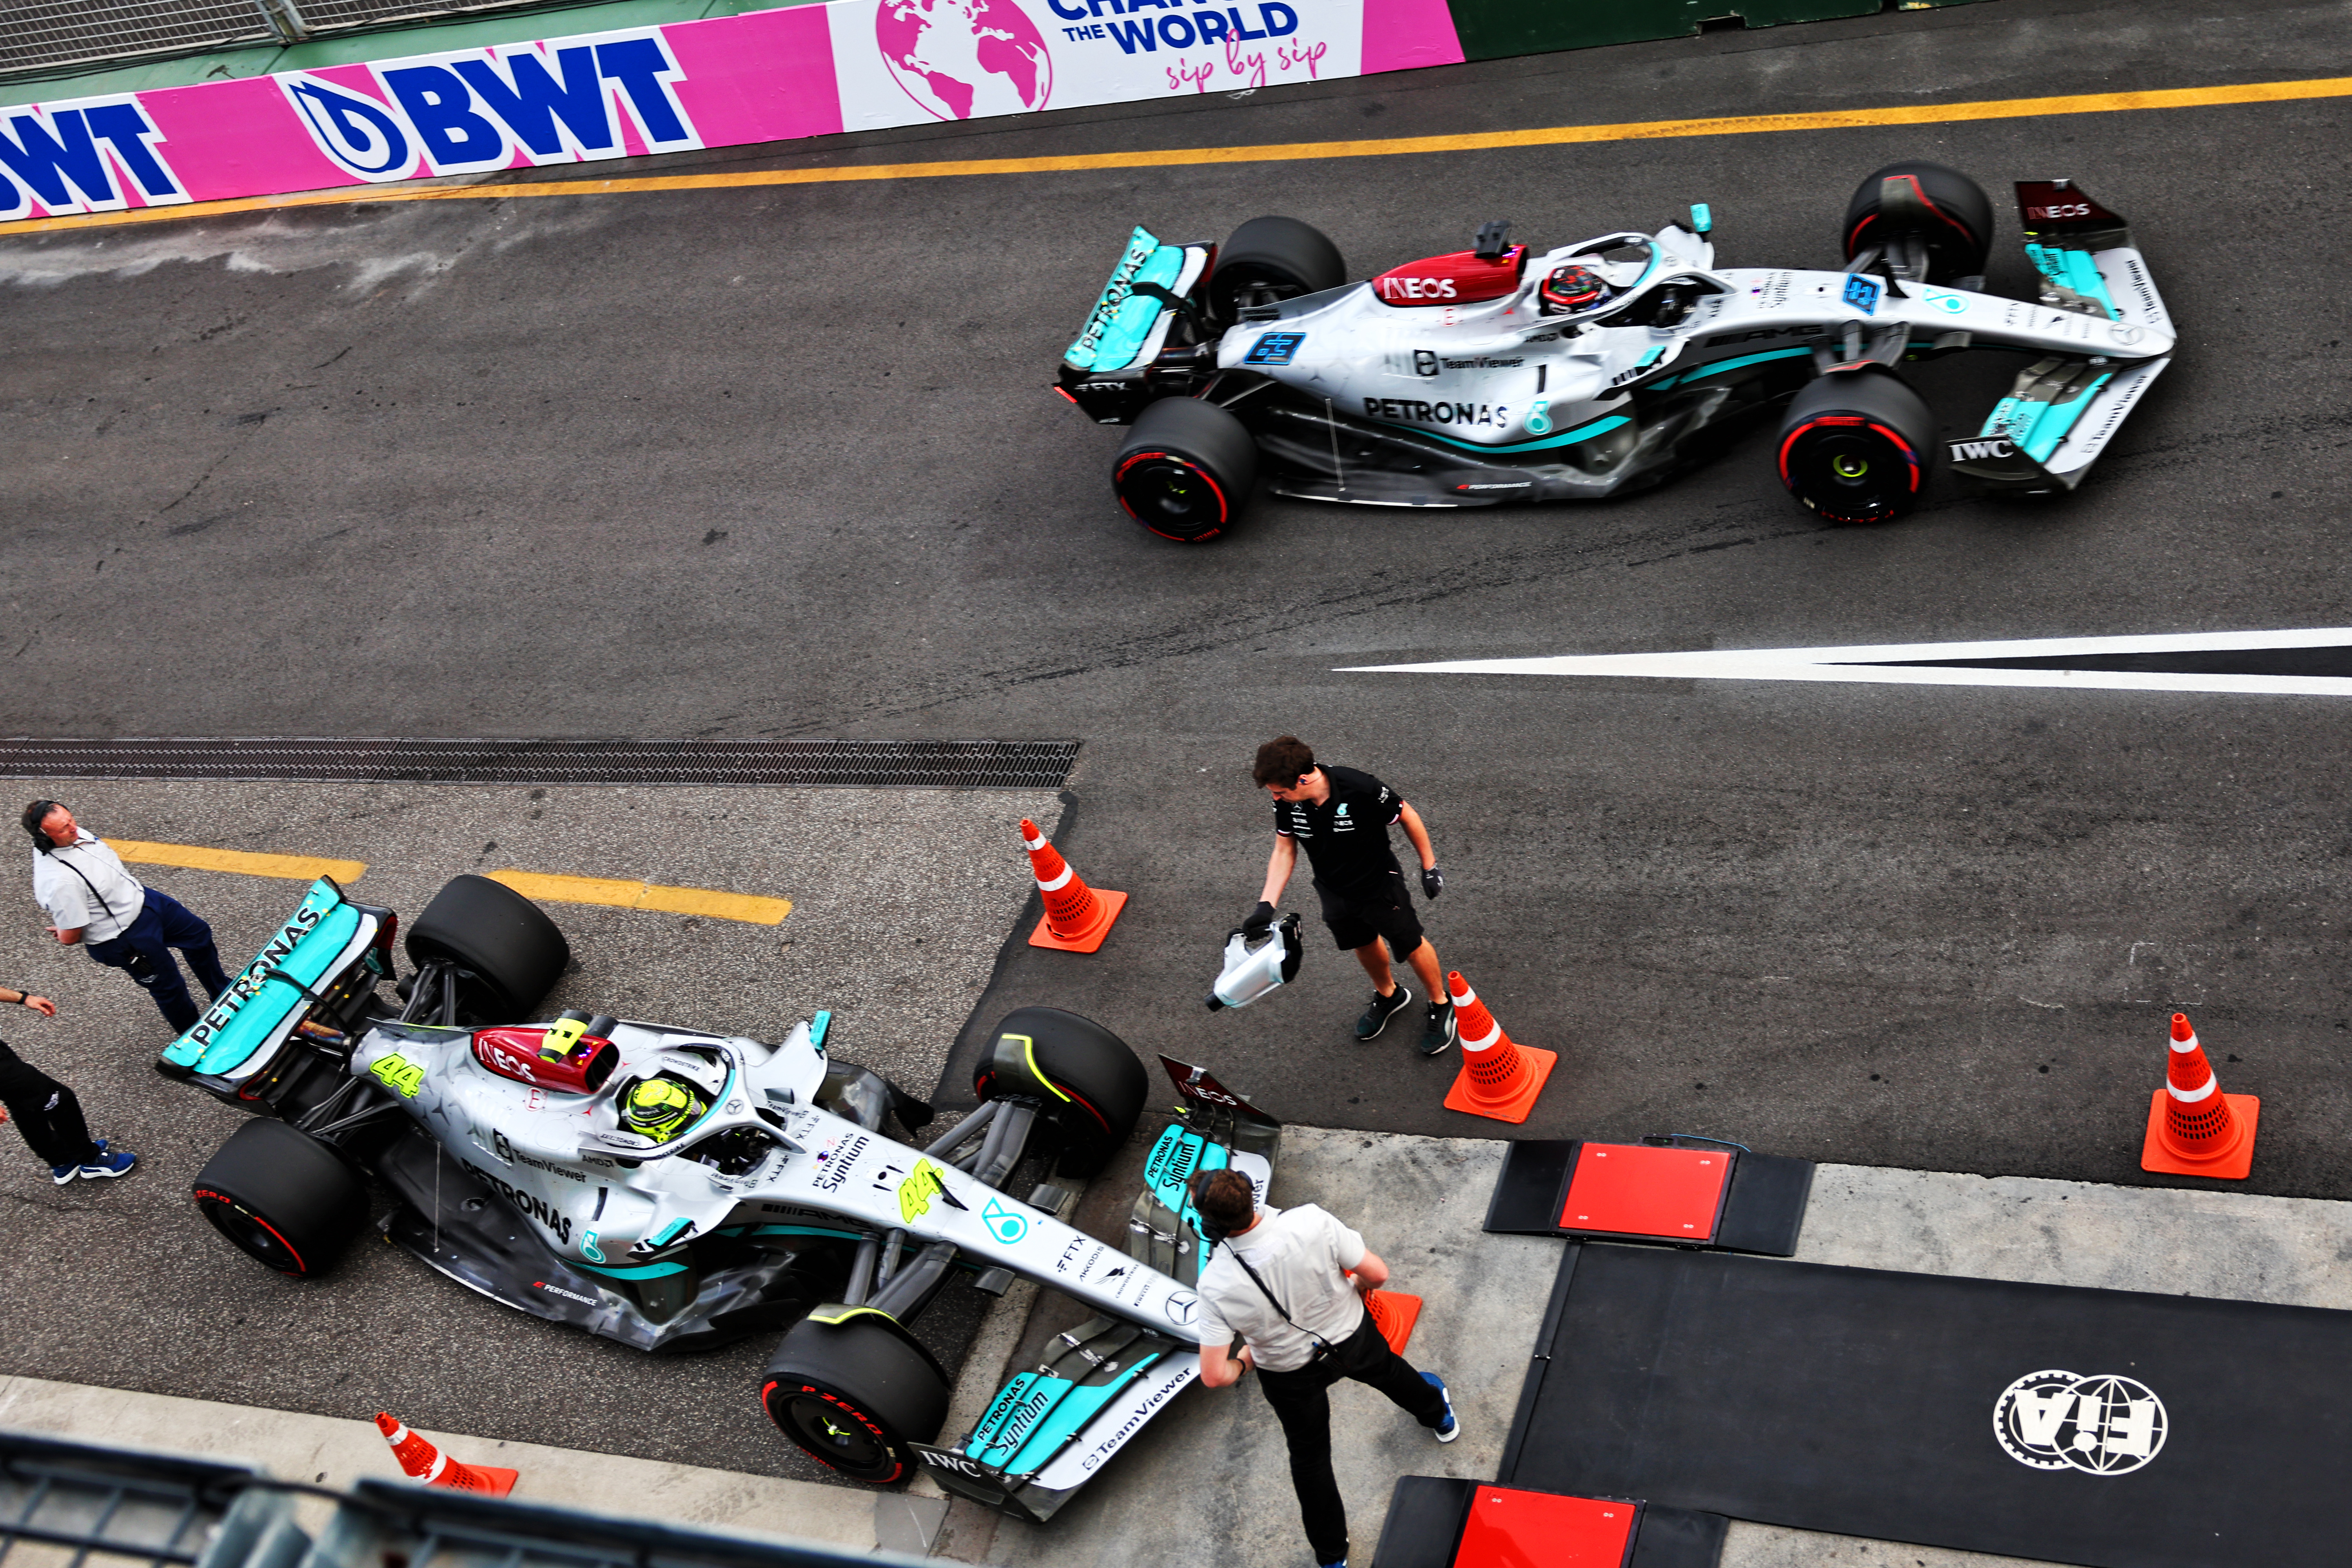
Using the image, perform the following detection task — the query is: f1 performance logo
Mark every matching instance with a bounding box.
[1994,1370,2167,1474]
[279,33,700,183]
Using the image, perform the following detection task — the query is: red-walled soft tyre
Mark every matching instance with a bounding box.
[1776,368,1935,524]
[192,1118,369,1278]
[1113,396,1258,544]
[1842,160,1994,284]
[761,1316,949,1484]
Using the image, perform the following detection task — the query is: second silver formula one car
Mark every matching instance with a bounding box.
[1055,161,2174,541]
[156,871,1279,1516]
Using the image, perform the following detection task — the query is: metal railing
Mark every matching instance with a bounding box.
[0,0,582,82]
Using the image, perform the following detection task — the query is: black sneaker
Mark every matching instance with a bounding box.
[1355,985,1412,1041]
[1419,1002,1457,1057]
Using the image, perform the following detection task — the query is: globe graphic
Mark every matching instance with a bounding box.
[875,0,1053,121]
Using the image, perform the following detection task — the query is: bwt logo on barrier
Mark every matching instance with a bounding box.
[281,33,701,183]
[0,97,187,217]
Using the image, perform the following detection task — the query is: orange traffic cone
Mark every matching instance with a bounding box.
[2141,1012,2259,1179]
[375,1412,519,1495]
[1365,1289,1422,1356]
[1020,818,1128,953]
[1441,971,1556,1124]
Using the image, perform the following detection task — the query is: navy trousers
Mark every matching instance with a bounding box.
[0,1041,99,1169]
[83,887,230,1033]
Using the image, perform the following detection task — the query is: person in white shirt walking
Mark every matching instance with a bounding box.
[24,801,229,1035]
[1190,1168,1455,1568]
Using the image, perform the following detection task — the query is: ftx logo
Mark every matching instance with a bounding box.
[281,31,701,183]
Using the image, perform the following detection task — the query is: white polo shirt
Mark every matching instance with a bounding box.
[1194,1203,1369,1374]
[32,833,145,943]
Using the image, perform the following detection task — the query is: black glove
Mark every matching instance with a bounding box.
[1243,900,1275,935]
[1421,867,1444,899]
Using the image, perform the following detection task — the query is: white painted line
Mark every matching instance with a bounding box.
[1343,628,2352,697]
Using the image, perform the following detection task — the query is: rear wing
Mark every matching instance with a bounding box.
[1947,181,2172,494]
[1056,226,1215,424]
[157,877,385,1088]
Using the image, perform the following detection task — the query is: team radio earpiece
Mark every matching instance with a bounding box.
[22,801,60,854]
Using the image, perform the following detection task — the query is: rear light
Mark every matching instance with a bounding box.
[1054,386,1079,404]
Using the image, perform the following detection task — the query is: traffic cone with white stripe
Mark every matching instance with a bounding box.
[1441,971,1556,1124]
[2140,1012,2259,1179]
[1020,818,1128,953]
[375,1412,519,1495]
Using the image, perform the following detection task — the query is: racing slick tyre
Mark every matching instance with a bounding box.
[406,873,570,1022]
[1842,160,1994,285]
[762,1315,950,1484]
[1776,367,1936,525]
[192,1118,370,1278]
[1114,396,1258,544]
[973,1005,1149,1178]
[1205,215,1345,323]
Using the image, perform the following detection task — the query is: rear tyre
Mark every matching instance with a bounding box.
[1206,216,1345,323]
[1842,161,1994,284]
[762,1317,950,1484]
[406,873,570,1022]
[974,1005,1149,1177]
[1776,368,1936,525]
[1114,397,1258,544]
[192,1118,369,1279]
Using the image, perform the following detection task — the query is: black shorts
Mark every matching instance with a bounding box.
[1314,873,1425,956]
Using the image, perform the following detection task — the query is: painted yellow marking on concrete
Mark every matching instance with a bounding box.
[489,869,792,926]
[4,75,2348,236]
[109,839,368,884]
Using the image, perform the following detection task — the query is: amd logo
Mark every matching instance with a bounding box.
[1950,437,2017,461]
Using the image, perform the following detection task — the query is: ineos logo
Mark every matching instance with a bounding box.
[1993,1370,2167,1474]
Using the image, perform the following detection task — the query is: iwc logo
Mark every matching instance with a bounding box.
[1993,1369,2167,1474]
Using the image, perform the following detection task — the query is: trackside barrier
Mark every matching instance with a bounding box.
[0,0,1988,225]
[1446,0,1986,64]
[0,1428,912,1568]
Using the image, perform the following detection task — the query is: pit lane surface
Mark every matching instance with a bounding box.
[4,0,2352,1485]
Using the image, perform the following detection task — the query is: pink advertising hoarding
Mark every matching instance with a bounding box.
[0,0,1462,223]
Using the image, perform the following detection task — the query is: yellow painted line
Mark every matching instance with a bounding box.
[4,74,2348,237]
[488,869,792,926]
[109,839,368,884]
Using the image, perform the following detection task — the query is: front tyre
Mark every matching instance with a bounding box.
[1842,160,1993,284]
[762,1315,951,1484]
[192,1118,370,1278]
[1776,368,1935,525]
[974,1005,1149,1177]
[1114,397,1258,544]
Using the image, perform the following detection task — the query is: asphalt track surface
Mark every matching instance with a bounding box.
[6,0,2352,1479]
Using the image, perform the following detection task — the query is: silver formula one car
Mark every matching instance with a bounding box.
[158,873,1278,1515]
[1055,161,2174,541]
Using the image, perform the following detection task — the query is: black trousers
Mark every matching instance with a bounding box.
[83,887,229,1033]
[0,1041,99,1169]
[1256,1307,1446,1565]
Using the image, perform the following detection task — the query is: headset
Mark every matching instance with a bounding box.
[22,800,61,854]
[1188,1167,1245,1245]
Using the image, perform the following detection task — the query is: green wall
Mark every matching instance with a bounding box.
[1447,0,1985,66]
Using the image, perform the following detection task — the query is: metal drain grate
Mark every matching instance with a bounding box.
[0,738,1080,790]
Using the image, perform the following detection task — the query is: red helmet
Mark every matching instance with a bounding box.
[1539,264,1610,315]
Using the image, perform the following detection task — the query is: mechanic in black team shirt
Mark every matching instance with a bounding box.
[1246,736,1455,1056]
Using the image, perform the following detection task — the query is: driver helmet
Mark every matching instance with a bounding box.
[622,1074,709,1141]
[1539,263,1611,316]
[617,1049,726,1142]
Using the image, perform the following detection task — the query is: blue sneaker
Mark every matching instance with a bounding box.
[1423,1372,1457,1442]
[77,1149,137,1180]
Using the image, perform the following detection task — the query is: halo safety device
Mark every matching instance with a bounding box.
[1539,264,1610,315]
[1207,912,1303,1011]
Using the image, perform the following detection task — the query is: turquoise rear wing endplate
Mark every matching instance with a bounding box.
[161,877,372,1080]
[1063,227,1210,375]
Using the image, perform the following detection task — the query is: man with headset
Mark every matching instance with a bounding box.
[1191,1167,1454,1568]
[25,801,229,1035]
